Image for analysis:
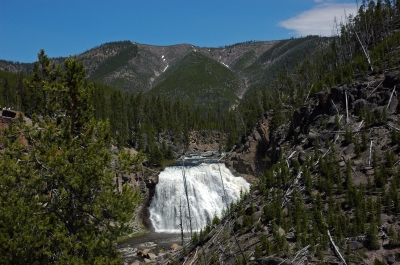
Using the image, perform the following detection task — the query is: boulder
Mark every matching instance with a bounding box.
[278,227,285,236]
[148,252,157,261]
[170,243,180,250]
[227,114,269,176]
[237,216,244,226]
[307,131,318,142]
[383,71,400,88]
[318,91,330,110]
[252,211,263,221]
[387,256,396,265]
[380,214,391,224]
[348,241,364,250]
[368,93,381,105]
[358,88,368,99]
[253,130,262,141]
[137,249,150,258]
[331,86,344,103]
[130,260,141,265]
[344,143,355,155]
[157,252,166,261]
[354,99,368,115]
[298,151,308,164]
[319,130,333,141]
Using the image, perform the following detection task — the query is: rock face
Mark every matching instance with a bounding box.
[114,158,159,232]
[226,113,270,179]
[188,131,222,152]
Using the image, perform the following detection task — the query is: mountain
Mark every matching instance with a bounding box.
[0,36,328,109]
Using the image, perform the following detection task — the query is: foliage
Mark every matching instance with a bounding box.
[0,50,142,264]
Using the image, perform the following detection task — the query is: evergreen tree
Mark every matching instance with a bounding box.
[0,51,142,264]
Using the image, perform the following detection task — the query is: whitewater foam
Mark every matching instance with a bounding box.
[149,163,249,232]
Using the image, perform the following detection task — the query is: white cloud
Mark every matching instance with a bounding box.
[279,2,357,37]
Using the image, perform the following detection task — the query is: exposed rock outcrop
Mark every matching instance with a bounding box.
[226,113,269,180]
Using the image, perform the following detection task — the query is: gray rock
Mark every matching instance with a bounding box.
[381,214,390,224]
[157,252,166,261]
[170,243,180,250]
[252,211,262,221]
[278,227,285,236]
[359,88,368,99]
[348,241,364,250]
[387,256,396,265]
[383,71,400,88]
[298,151,308,164]
[253,130,262,141]
[318,91,330,110]
[344,143,355,155]
[308,132,318,142]
[319,130,332,141]
[237,216,244,226]
[328,115,336,124]
[148,252,157,261]
[368,93,381,104]
[331,86,344,103]
[295,145,303,152]
[354,99,368,115]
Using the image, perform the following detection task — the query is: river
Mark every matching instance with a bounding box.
[117,154,249,263]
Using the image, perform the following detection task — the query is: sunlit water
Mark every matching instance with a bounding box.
[149,162,249,232]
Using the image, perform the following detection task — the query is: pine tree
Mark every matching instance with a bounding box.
[0,51,142,264]
[366,217,381,250]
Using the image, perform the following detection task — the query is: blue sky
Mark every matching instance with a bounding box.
[0,0,357,63]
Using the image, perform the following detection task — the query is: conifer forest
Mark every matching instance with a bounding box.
[1,1,400,264]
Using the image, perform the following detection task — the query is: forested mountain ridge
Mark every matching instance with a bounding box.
[1,0,400,264]
[0,37,326,107]
[134,1,400,264]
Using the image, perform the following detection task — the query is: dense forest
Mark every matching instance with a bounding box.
[1,0,400,264]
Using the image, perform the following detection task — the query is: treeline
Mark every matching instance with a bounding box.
[90,83,242,163]
[238,0,400,131]
[0,68,245,166]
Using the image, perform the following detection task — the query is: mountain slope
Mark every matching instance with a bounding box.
[0,37,329,109]
[147,51,242,109]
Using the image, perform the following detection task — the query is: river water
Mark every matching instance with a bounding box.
[117,154,249,263]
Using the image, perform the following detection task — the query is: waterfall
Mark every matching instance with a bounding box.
[149,163,249,233]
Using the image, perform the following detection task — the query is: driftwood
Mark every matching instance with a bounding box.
[286,151,297,168]
[367,80,384,99]
[387,86,396,111]
[327,229,348,265]
[355,30,373,71]
[305,85,313,102]
[387,123,400,132]
[368,140,373,166]
[331,99,339,114]
[354,120,364,132]
[345,91,349,124]
[181,160,193,238]
[291,245,310,265]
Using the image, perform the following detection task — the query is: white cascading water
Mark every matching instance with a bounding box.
[149,163,249,232]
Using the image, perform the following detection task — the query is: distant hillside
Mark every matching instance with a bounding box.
[0,37,328,109]
[147,51,242,109]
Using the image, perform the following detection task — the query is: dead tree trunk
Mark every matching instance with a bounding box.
[182,160,193,238]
